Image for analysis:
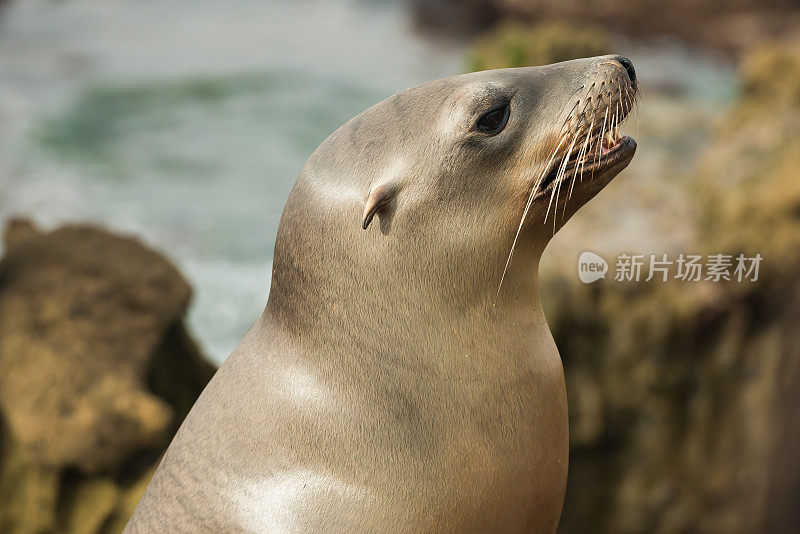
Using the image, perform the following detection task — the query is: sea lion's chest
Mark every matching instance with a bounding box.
[134,326,569,533]
[247,338,569,531]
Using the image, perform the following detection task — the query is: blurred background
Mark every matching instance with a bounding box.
[0,0,799,532]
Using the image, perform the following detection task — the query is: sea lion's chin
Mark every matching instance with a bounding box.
[573,135,637,197]
[534,135,637,204]
[518,135,636,241]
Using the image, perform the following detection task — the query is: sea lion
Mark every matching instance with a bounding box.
[125,55,637,533]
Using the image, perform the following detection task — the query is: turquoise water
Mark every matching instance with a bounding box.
[33,70,385,359]
[0,0,462,362]
[0,0,736,363]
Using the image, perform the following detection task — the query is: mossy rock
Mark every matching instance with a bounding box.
[551,42,800,533]
[467,21,613,72]
[60,477,120,534]
[0,420,60,534]
[100,465,157,534]
[698,44,800,270]
[741,44,800,109]
[0,221,216,533]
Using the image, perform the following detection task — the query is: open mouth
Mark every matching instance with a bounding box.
[537,126,636,195]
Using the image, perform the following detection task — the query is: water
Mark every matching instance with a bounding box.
[0,0,736,363]
[0,0,463,362]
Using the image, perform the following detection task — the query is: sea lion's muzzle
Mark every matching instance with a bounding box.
[533,56,639,200]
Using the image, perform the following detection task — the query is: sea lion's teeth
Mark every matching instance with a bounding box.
[605,132,615,145]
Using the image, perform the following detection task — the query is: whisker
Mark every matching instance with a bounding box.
[592,106,609,180]
[546,130,579,230]
[495,132,568,297]
[563,127,589,217]
[557,100,580,133]
[571,119,593,201]
[578,118,594,182]
[530,132,568,196]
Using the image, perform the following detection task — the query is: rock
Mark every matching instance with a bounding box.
[413,0,800,57]
[543,43,800,533]
[0,415,60,534]
[699,44,800,265]
[466,21,612,71]
[61,477,121,534]
[0,220,215,533]
[411,0,502,35]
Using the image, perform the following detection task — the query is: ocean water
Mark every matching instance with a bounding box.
[0,0,736,363]
[0,0,462,362]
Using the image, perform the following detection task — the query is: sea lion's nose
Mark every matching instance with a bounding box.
[614,56,636,85]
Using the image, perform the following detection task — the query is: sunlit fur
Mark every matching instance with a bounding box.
[125,56,638,534]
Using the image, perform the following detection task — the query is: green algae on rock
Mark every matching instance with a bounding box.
[466,21,612,71]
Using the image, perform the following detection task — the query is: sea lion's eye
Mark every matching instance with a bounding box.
[475,103,510,134]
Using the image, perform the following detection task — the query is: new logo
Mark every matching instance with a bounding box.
[578,251,608,283]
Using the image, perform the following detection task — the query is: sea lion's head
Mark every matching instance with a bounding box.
[270,56,637,323]
[360,55,637,240]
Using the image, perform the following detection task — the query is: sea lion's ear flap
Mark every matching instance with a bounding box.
[362,182,400,230]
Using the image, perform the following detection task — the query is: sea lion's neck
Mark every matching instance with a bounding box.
[264,256,549,376]
[265,176,552,372]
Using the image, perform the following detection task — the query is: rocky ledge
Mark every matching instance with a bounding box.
[0,220,215,534]
[547,44,800,533]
